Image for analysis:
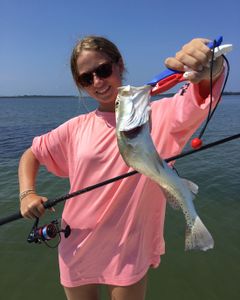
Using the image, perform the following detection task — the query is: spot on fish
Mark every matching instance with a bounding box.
[164,191,181,210]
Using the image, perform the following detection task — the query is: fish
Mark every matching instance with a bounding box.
[115,85,214,251]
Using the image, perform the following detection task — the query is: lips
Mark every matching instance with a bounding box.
[96,86,111,95]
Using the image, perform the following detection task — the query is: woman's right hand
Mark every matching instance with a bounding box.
[20,194,48,219]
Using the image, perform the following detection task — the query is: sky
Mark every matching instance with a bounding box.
[0,0,239,96]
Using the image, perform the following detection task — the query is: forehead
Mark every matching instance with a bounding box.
[76,50,110,73]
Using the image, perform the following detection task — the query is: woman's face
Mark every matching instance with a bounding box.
[76,50,123,112]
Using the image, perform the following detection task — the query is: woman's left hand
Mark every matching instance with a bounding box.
[164,38,224,83]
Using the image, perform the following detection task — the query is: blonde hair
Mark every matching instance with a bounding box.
[70,35,125,89]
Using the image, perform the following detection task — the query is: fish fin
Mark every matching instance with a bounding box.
[185,216,214,251]
[165,178,198,210]
[181,178,199,196]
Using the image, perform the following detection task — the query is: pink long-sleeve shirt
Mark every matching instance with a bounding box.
[32,76,224,287]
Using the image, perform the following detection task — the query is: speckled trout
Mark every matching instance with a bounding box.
[115,85,214,251]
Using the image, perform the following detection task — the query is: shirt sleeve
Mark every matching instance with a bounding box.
[31,121,71,178]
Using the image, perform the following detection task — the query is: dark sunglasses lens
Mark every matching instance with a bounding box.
[96,63,112,78]
[78,73,93,87]
[78,62,113,87]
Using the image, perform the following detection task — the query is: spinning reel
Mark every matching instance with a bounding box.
[27,218,71,248]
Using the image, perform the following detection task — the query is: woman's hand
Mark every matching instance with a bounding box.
[164,38,224,84]
[20,194,48,219]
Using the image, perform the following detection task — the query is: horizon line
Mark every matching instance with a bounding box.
[0,91,240,98]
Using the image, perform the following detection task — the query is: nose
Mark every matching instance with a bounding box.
[92,72,104,87]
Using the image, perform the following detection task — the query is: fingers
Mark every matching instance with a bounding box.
[183,68,209,83]
[183,55,224,83]
[164,38,224,84]
[20,195,49,219]
[165,38,212,72]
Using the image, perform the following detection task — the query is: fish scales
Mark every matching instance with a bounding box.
[115,85,214,251]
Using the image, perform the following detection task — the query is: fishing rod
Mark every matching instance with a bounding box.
[0,35,235,247]
[0,132,239,227]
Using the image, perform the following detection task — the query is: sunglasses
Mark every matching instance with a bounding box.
[78,62,113,87]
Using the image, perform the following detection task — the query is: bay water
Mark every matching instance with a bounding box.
[0,95,239,299]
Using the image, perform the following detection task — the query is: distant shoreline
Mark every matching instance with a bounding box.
[0,95,79,99]
[0,92,240,98]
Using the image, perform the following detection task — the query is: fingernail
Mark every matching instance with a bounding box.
[183,72,190,78]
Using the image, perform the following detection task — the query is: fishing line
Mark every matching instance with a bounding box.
[196,47,230,140]
[197,39,217,139]
[208,55,230,120]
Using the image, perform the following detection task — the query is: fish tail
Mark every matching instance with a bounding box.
[185,216,214,251]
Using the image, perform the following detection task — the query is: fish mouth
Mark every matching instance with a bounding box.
[122,126,143,138]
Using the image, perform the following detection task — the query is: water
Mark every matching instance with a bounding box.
[0,95,239,300]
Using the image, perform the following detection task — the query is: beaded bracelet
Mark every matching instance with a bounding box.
[19,189,36,201]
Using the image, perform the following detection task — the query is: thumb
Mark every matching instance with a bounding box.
[41,197,55,212]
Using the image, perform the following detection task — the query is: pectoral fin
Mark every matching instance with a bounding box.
[181,178,199,197]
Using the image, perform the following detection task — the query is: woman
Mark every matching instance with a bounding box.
[18,36,224,300]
